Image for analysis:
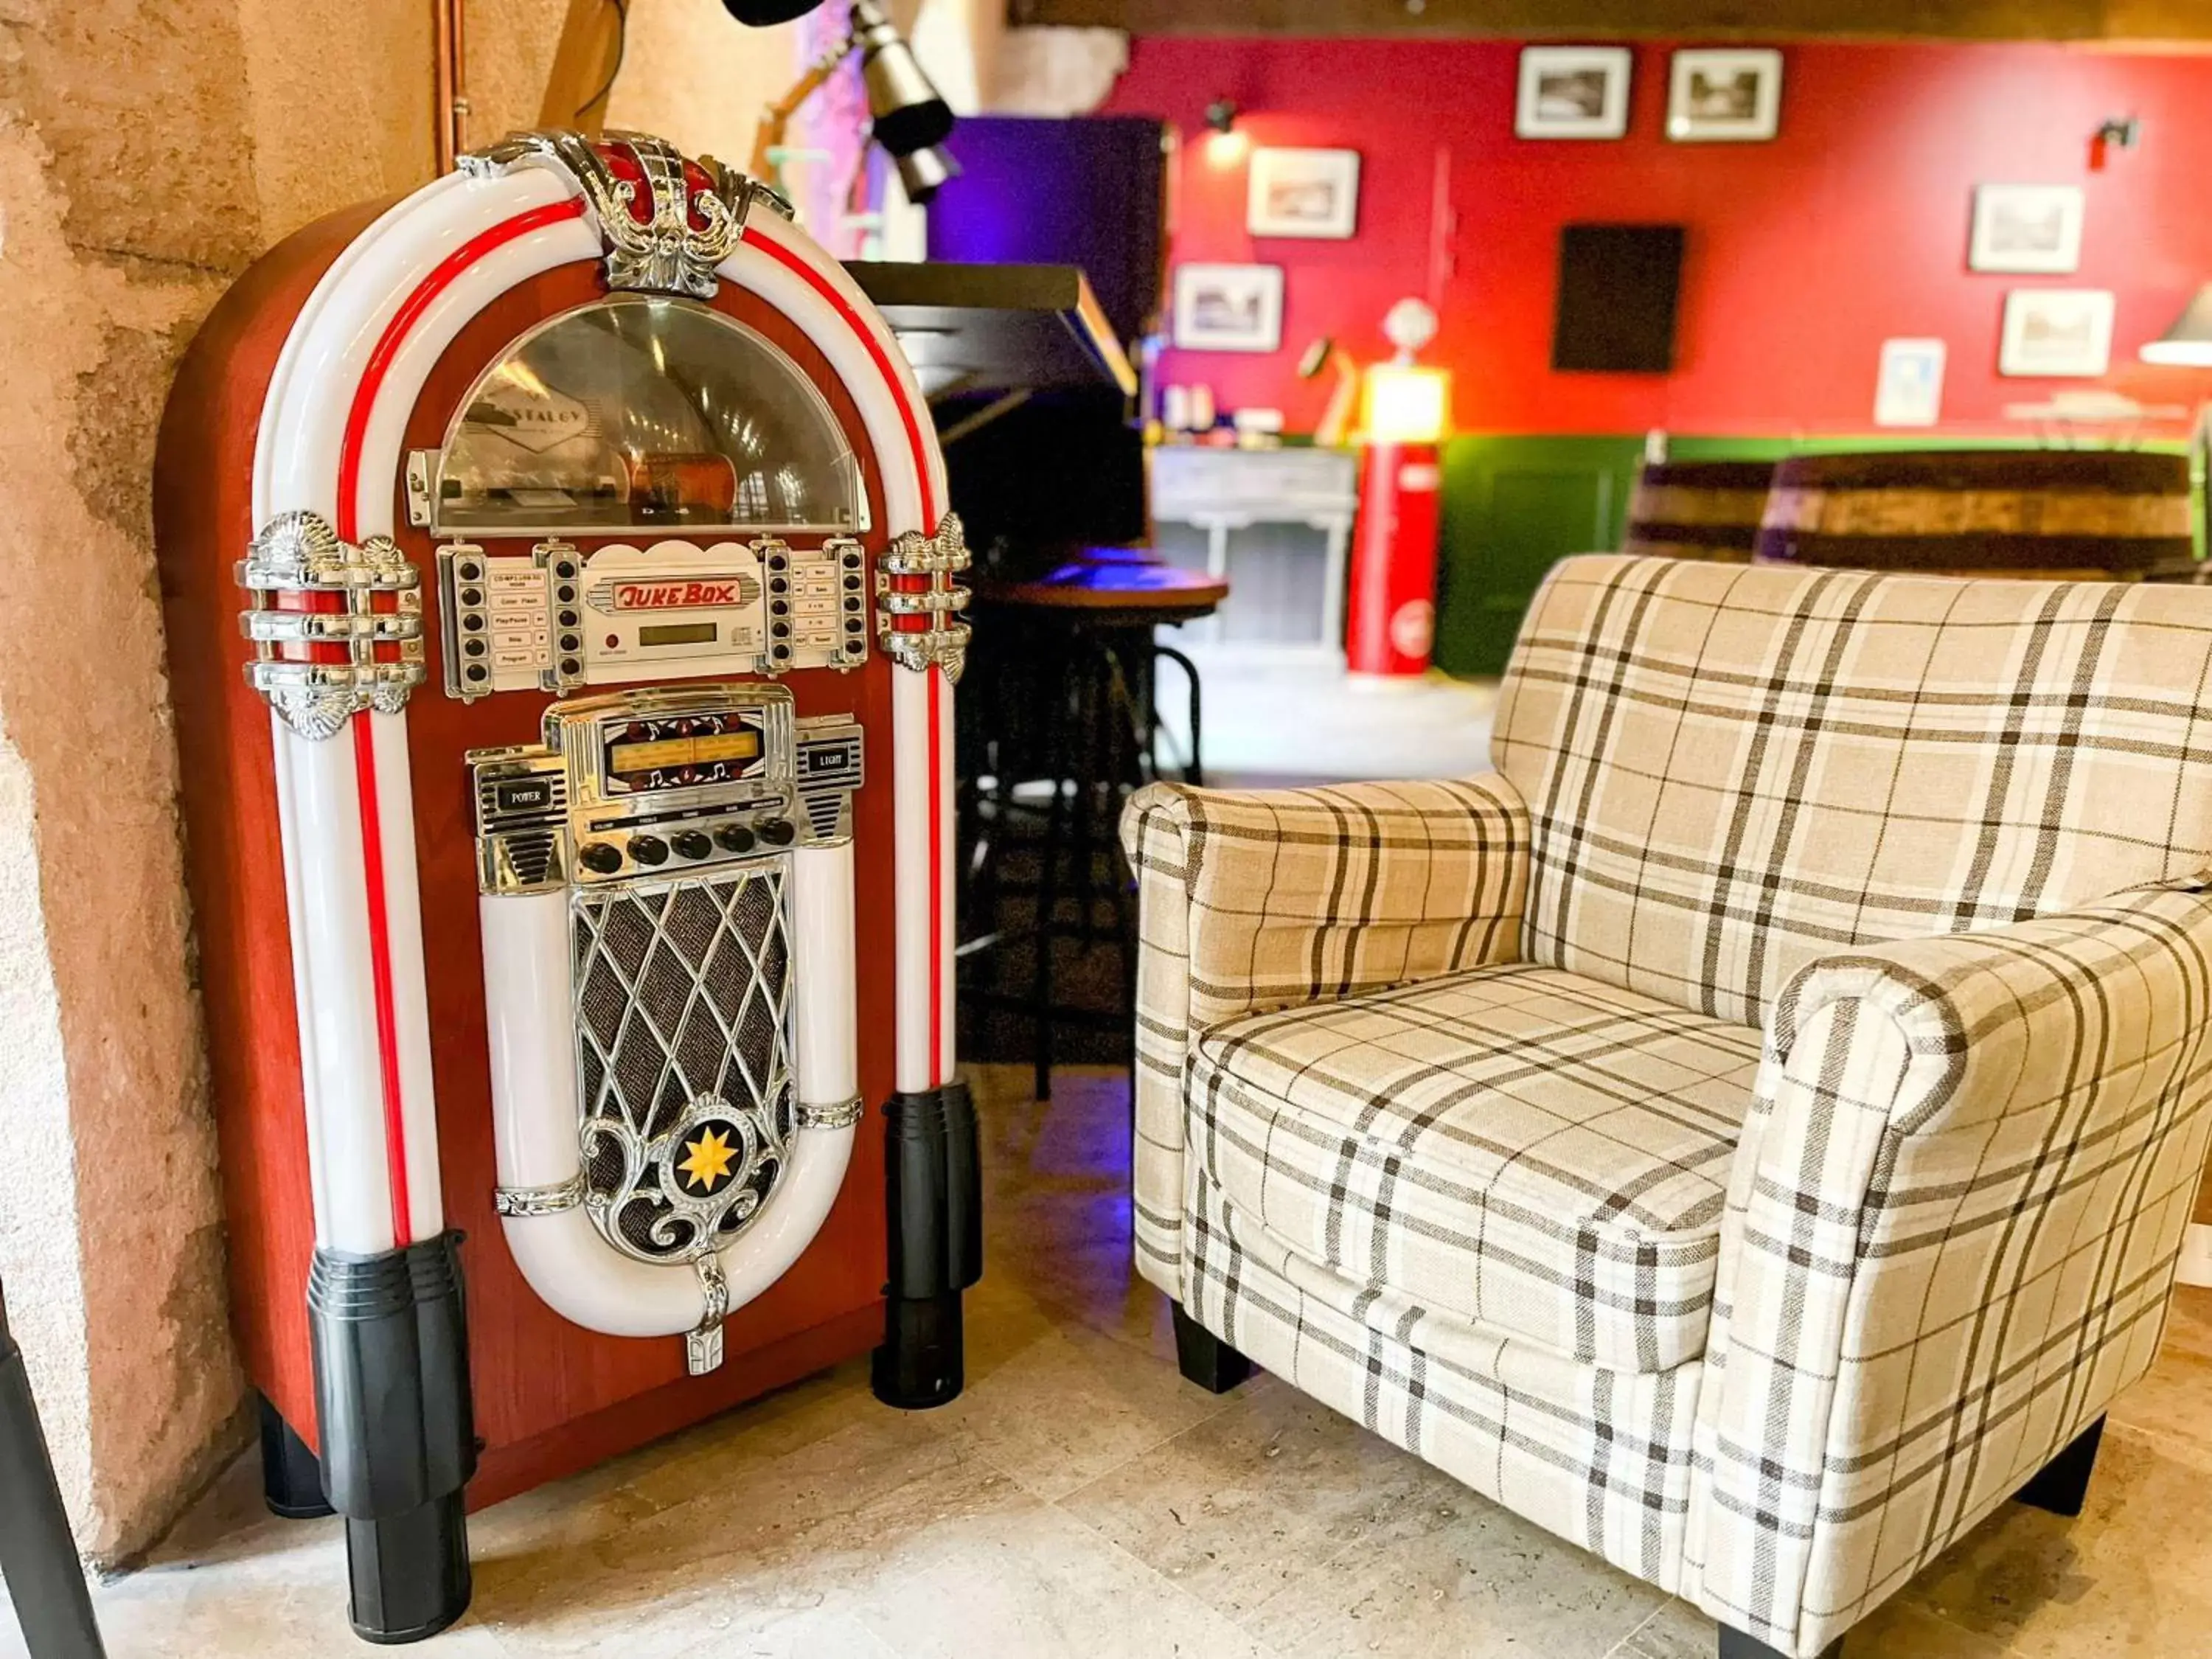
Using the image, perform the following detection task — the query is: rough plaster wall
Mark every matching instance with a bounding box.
[0,0,433,1562]
[611,0,803,173]
[464,0,572,146]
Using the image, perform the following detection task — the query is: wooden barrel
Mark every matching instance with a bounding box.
[1623,459,1776,563]
[1753,449,2194,579]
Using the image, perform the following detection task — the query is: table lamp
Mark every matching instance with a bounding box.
[749,1,959,205]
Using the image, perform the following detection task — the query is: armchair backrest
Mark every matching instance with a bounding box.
[1492,554,2212,1025]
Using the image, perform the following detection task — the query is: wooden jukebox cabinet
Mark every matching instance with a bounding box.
[154,131,980,1642]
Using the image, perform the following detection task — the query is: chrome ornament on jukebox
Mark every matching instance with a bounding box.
[156,130,978,1644]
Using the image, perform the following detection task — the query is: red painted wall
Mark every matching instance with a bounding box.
[1099,38,2212,437]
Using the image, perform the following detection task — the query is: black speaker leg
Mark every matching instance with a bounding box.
[342,1498,470,1646]
[1718,1624,1842,1659]
[257,1394,334,1520]
[1172,1304,1253,1394]
[2016,1415,2106,1517]
[874,1080,983,1410]
[0,1283,107,1659]
[309,1233,477,1643]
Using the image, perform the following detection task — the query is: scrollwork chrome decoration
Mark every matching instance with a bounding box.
[461,128,773,301]
[568,868,798,1374]
[578,1090,788,1266]
[875,512,973,683]
[236,509,425,740]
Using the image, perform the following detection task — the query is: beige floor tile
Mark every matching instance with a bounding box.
[926,1311,1245,1502]
[1896,1425,2212,1658]
[2104,1342,2212,1464]
[1238,1478,1665,1659]
[472,1411,1017,1657]
[2158,1284,2212,1365]
[848,1490,1278,1659]
[1058,1377,1458,1620]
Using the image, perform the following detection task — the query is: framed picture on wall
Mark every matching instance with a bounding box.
[1998,288,2115,377]
[1666,48,1784,142]
[1874,338,1948,427]
[1246,147,1362,240]
[1515,46,1633,140]
[1969,184,2086,274]
[1172,262,1287,352]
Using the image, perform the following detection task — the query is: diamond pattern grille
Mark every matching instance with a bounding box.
[571,869,793,1259]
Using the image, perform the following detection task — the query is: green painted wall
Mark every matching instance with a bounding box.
[1433,432,2199,678]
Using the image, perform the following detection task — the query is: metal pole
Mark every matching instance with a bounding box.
[0,1281,107,1659]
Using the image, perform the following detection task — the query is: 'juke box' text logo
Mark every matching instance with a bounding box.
[607,577,752,611]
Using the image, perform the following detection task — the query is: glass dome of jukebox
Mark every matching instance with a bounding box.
[434,294,869,535]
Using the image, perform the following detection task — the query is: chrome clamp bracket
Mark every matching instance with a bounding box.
[796,1094,865,1132]
[237,509,426,740]
[874,513,973,684]
[493,1172,588,1217]
[688,1252,730,1376]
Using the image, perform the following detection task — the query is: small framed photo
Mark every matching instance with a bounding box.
[1172,262,1286,353]
[1515,46,1632,140]
[1969,184,2085,274]
[1246,147,1362,240]
[1998,288,2115,378]
[1874,338,1947,427]
[1666,49,1783,142]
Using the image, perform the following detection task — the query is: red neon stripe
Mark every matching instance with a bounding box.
[741,223,953,1084]
[333,196,586,1245]
[335,199,585,544]
[927,669,945,1082]
[349,717,411,1244]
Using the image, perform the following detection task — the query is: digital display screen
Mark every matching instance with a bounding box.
[607,731,761,776]
[638,622,717,647]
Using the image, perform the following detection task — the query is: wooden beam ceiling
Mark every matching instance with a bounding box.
[1006,0,2212,43]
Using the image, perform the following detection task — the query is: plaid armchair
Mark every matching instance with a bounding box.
[1119,554,2212,1659]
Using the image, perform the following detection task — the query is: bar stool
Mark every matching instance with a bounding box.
[961,556,1227,1101]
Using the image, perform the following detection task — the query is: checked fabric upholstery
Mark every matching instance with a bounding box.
[1121,554,2212,1658]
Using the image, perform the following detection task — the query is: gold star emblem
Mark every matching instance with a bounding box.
[678,1126,738,1193]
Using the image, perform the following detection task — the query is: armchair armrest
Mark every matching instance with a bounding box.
[1688,874,2212,1658]
[1116,776,1530,1295]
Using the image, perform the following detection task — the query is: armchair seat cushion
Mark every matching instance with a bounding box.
[1190,961,1763,1372]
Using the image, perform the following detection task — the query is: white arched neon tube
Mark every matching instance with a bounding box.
[480,842,858,1341]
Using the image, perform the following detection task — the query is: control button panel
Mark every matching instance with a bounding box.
[439,536,866,703]
[439,540,585,702]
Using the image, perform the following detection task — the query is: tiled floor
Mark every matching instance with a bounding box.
[12,1064,2212,1658]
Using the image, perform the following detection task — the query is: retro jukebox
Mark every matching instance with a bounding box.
[154,131,979,1642]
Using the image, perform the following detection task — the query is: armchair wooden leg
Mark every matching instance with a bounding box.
[1172,1304,1253,1394]
[1717,1625,1841,1659]
[2015,1415,2105,1517]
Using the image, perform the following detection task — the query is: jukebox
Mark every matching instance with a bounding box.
[154,131,979,1641]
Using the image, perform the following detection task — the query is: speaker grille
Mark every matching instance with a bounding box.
[570,866,793,1262]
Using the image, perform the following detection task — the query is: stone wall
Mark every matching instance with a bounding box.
[0,0,449,1565]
